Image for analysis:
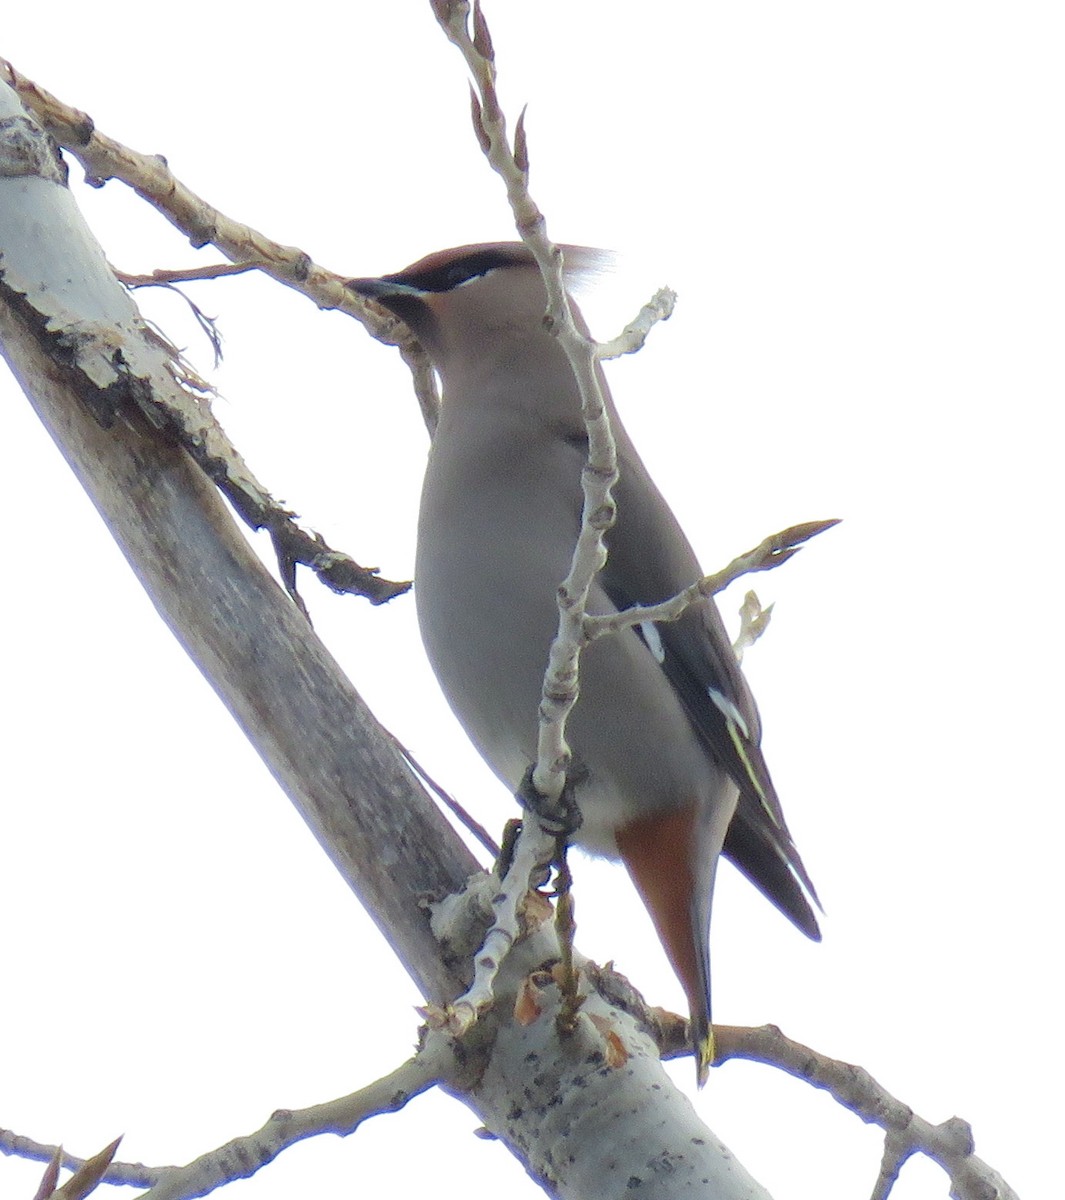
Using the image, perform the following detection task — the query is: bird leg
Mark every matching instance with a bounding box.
[551,848,583,1034]
[516,762,585,840]
[495,817,526,880]
[515,765,586,1029]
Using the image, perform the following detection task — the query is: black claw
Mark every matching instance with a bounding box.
[496,816,552,891]
[496,817,524,878]
[516,764,585,842]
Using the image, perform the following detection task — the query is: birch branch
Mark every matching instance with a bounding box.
[584,519,839,644]
[5,1041,453,1199]
[138,1040,453,1200]
[0,55,480,1029]
[596,287,678,359]
[0,56,440,423]
[733,590,774,661]
[0,33,786,1200]
[430,0,676,1051]
[0,58,417,604]
[443,823,556,1033]
[429,0,838,1060]
[713,1024,1019,1200]
[433,0,627,806]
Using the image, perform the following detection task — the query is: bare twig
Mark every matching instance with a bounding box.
[430,0,635,1049]
[429,520,833,1030]
[136,1041,452,1200]
[0,62,401,338]
[733,590,774,661]
[113,262,269,286]
[1,57,439,585]
[434,1,625,811]
[0,1131,153,1194]
[386,729,501,858]
[596,287,677,359]
[0,1044,455,1199]
[713,1024,1019,1200]
[551,852,582,1034]
[431,5,840,1051]
[584,519,839,644]
[442,823,556,1033]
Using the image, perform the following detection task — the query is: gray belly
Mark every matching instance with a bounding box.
[415,482,723,857]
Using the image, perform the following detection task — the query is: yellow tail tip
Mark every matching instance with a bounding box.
[695,1025,715,1087]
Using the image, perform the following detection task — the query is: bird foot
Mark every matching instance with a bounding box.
[516,764,585,841]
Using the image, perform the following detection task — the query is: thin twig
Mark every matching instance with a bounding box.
[733,590,773,662]
[139,1039,453,1200]
[114,262,270,286]
[596,287,677,359]
[444,822,556,1033]
[431,6,840,1049]
[386,729,501,858]
[435,0,625,810]
[0,1129,158,1191]
[551,850,582,1034]
[713,1024,1019,1200]
[584,519,839,644]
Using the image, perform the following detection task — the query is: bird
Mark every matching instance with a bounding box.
[348,243,821,1083]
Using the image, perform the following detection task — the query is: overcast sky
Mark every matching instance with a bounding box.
[1,4,1060,1198]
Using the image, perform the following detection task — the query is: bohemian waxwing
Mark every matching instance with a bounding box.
[349,243,821,1083]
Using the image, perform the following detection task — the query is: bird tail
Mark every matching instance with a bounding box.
[691,1009,714,1086]
[724,803,823,941]
[616,799,731,1088]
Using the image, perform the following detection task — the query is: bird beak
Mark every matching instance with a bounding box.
[347,277,425,300]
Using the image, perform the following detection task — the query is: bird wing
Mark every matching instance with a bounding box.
[599,433,822,939]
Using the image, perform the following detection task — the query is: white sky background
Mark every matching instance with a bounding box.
[1,3,1060,1198]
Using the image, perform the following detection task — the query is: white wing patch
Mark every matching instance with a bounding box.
[709,687,783,827]
[707,687,750,739]
[638,620,666,664]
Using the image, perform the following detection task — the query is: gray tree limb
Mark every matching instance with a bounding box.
[0,70,774,1200]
